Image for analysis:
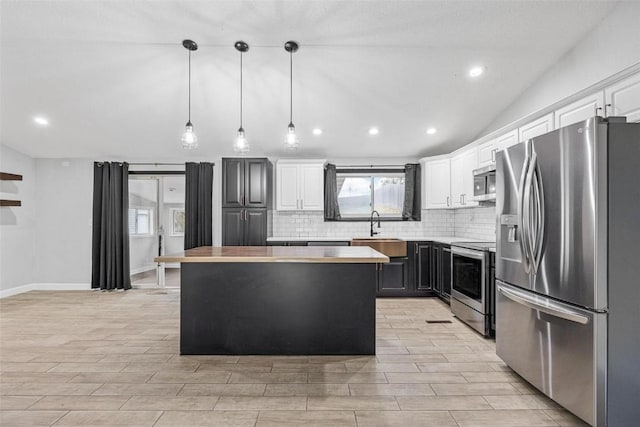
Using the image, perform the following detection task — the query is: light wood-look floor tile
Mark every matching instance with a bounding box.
[256,410,356,426]
[0,291,578,426]
[356,410,458,427]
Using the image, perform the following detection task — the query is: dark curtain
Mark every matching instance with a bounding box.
[324,163,341,220]
[184,162,214,249]
[402,163,421,221]
[91,162,131,290]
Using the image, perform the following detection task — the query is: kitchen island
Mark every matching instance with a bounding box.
[155,246,389,355]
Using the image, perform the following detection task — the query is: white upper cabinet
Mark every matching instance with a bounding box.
[450,146,478,208]
[276,160,326,211]
[477,139,497,167]
[605,72,640,123]
[554,92,605,128]
[299,164,324,210]
[423,157,451,209]
[519,113,554,142]
[496,129,519,151]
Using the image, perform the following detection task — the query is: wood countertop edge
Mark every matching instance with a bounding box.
[154,256,389,264]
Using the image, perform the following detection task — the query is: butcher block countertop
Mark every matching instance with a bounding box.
[155,246,390,264]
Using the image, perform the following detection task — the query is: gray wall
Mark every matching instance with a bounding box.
[34,158,93,284]
[0,145,37,292]
[481,2,640,136]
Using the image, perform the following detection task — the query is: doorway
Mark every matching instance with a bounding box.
[128,174,185,287]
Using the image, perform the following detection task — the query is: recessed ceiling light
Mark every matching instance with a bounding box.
[469,66,485,78]
[312,128,323,135]
[368,127,379,136]
[33,116,49,126]
[426,127,437,135]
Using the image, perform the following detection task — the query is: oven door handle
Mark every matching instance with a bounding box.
[497,285,589,325]
[452,247,485,260]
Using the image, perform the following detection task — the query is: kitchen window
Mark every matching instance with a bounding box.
[336,169,405,220]
[128,208,154,235]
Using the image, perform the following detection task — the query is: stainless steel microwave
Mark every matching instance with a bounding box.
[473,164,496,201]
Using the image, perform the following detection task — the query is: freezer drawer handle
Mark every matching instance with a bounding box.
[498,286,589,325]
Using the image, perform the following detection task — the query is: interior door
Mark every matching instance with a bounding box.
[128,175,185,287]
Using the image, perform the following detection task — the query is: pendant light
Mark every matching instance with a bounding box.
[233,41,250,154]
[284,41,299,150]
[181,39,198,149]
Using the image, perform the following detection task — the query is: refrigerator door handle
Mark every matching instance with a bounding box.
[530,152,545,275]
[497,285,590,325]
[518,148,532,273]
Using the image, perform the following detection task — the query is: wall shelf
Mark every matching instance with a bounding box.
[0,200,22,207]
[0,172,23,181]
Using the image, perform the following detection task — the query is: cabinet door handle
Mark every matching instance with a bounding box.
[459,194,463,204]
[446,196,450,207]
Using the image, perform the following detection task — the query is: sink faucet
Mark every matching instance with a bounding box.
[370,210,381,237]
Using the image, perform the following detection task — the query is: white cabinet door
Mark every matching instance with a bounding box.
[496,129,519,151]
[477,139,497,167]
[299,164,324,210]
[276,164,299,210]
[519,113,554,142]
[450,147,478,208]
[423,158,451,209]
[606,72,640,123]
[554,92,605,128]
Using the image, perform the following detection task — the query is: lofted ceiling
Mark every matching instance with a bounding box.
[0,1,618,160]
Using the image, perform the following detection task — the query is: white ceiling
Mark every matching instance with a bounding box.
[1,1,617,160]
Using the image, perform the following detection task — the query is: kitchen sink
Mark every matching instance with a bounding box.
[351,238,407,258]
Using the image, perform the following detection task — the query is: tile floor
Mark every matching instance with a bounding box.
[0,290,588,426]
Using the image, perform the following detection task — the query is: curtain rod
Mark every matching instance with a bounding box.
[335,164,406,169]
[129,162,187,166]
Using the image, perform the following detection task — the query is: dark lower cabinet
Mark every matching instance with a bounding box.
[222,208,267,246]
[267,241,307,246]
[377,258,409,295]
[440,245,452,301]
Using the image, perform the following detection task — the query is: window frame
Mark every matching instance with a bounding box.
[169,207,185,236]
[128,207,155,236]
[333,167,407,222]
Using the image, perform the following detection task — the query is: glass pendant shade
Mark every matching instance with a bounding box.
[284,122,299,150]
[233,127,249,154]
[181,121,198,149]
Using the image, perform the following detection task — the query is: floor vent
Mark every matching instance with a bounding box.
[425,320,453,324]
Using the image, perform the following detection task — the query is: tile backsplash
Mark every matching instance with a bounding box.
[271,206,496,241]
[453,206,496,241]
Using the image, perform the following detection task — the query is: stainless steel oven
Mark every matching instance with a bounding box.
[451,243,493,336]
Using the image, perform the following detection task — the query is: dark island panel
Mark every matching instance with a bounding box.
[181,262,377,355]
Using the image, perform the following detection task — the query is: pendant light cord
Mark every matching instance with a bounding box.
[240,51,243,128]
[188,50,191,123]
[290,50,293,124]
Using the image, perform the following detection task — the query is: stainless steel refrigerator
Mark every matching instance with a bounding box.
[495,117,640,427]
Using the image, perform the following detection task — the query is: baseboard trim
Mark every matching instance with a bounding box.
[0,283,91,298]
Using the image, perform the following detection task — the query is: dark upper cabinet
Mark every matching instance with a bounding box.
[222,158,270,208]
[222,208,267,246]
[222,159,244,207]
